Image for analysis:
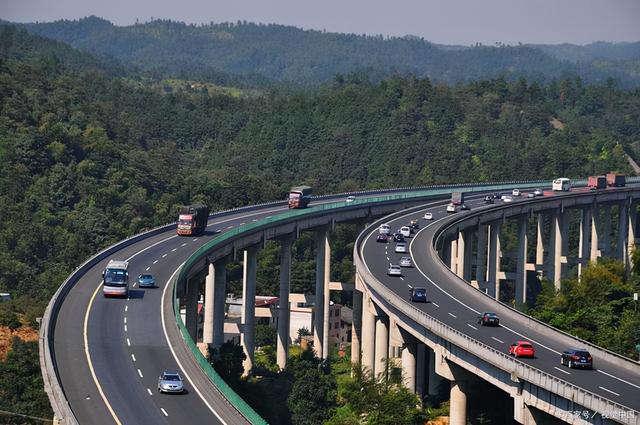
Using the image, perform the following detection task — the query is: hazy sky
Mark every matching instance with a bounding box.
[3,0,639,45]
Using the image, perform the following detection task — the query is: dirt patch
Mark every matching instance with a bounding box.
[0,326,39,361]
[427,417,449,425]
[550,117,565,130]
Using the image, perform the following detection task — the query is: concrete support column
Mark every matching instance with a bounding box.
[427,347,443,397]
[515,215,528,305]
[313,230,327,359]
[449,380,468,425]
[401,342,417,393]
[361,294,376,373]
[213,260,227,349]
[487,222,501,299]
[350,290,363,365]
[374,316,389,378]
[185,279,199,342]
[450,238,458,272]
[548,210,563,289]
[591,205,600,262]
[203,263,215,345]
[322,232,331,358]
[475,225,488,287]
[241,247,258,374]
[628,203,638,273]
[442,237,452,271]
[416,344,426,397]
[617,201,628,261]
[456,230,472,280]
[602,205,612,257]
[277,237,293,370]
[578,208,592,278]
[536,214,544,271]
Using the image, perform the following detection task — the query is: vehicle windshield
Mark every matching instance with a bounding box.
[520,344,533,349]
[178,219,192,226]
[163,374,180,381]
[414,288,426,295]
[104,268,127,286]
[289,193,301,199]
[139,274,153,280]
[575,351,590,357]
[485,313,497,318]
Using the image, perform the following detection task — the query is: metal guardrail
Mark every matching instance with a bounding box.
[351,193,640,425]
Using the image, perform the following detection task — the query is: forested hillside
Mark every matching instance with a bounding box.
[16,16,640,88]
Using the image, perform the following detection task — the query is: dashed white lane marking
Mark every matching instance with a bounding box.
[240,222,246,226]
[131,354,136,362]
[432,302,440,307]
[124,325,128,332]
[400,277,404,281]
[125,305,128,312]
[181,243,187,247]
[597,370,640,390]
[491,336,504,344]
[162,254,167,258]
[553,366,570,375]
[153,260,158,264]
[226,226,233,229]
[124,317,127,324]
[467,324,478,330]
[386,256,390,261]
[171,248,177,252]
[126,338,131,347]
[598,386,620,397]
[147,388,153,396]
[448,313,457,318]
[193,238,198,242]
[145,266,150,271]
[137,369,143,378]
[161,408,168,417]
[132,282,137,288]
[265,216,272,219]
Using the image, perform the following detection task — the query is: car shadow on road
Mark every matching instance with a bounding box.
[128,289,146,300]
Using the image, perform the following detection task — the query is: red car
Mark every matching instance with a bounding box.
[509,341,535,358]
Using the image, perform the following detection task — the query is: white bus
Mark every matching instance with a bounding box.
[552,178,572,192]
[103,260,129,297]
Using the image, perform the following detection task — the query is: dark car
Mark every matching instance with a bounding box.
[460,204,470,211]
[492,192,500,199]
[477,312,499,326]
[561,348,593,369]
[409,219,420,229]
[393,233,405,242]
[409,287,427,302]
[484,196,494,204]
[376,233,389,243]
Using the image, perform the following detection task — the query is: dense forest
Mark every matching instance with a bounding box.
[1,22,640,423]
[14,16,640,88]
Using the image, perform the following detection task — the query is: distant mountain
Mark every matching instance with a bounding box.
[533,41,640,63]
[16,16,640,88]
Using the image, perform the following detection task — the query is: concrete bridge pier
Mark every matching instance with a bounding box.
[203,263,215,346]
[591,204,601,262]
[427,347,444,399]
[513,395,537,425]
[475,224,488,290]
[415,343,426,397]
[374,315,389,378]
[202,259,228,351]
[434,357,470,425]
[277,236,293,370]
[487,221,502,299]
[548,210,565,289]
[241,246,258,375]
[578,207,592,278]
[602,205,612,257]
[456,230,472,281]
[515,215,528,305]
[313,229,329,359]
[397,328,417,392]
[617,201,628,261]
[185,277,200,342]
[535,214,545,275]
[360,293,376,373]
[350,289,363,366]
[628,202,638,273]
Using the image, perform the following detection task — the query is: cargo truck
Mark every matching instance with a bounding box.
[451,192,465,206]
[177,204,209,236]
[587,176,606,190]
[606,173,626,187]
[288,186,312,209]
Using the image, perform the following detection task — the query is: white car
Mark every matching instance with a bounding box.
[400,226,411,238]
[346,195,356,203]
[534,188,543,196]
[512,188,520,196]
[379,224,391,235]
[387,264,402,276]
[503,195,513,203]
[446,203,457,213]
[395,242,408,253]
[400,256,413,267]
[527,192,536,198]
[424,212,433,220]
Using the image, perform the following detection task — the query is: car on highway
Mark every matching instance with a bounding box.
[400,226,411,238]
[560,348,593,369]
[376,233,389,243]
[477,312,499,326]
[158,372,184,393]
[393,232,405,242]
[387,264,402,276]
[137,273,156,288]
[509,341,535,358]
[460,203,470,211]
[502,195,513,203]
[446,203,457,213]
[399,256,413,267]
[527,192,536,198]
[534,188,543,196]
[394,242,408,253]
[484,196,493,204]
[410,219,420,229]
[379,224,391,235]
[424,212,433,220]
[512,188,521,196]
[346,195,356,203]
[409,287,427,302]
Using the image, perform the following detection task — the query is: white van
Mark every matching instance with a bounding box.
[400,226,411,238]
[379,224,391,235]
[552,178,572,191]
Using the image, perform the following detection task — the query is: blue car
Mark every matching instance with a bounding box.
[137,274,156,288]
[409,287,427,303]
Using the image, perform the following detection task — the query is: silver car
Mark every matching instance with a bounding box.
[158,372,184,393]
[387,264,402,276]
[394,242,407,253]
[400,256,413,267]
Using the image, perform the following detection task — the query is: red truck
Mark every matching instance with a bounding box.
[587,176,606,190]
[288,186,312,209]
[177,204,209,236]
[605,173,626,187]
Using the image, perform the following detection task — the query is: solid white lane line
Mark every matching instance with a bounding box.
[448,313,457,318]
[161,408,168,417]
[162,264,228,424]
[145,266,150,271]
[162,254,167,258]
[432,302,440,307]
[153,260,158,264]
[147,388,153,396]
[553,366,570,375]
[597,370,640,390]
[598,386,620,397]
[171,248,177,252]
[127,338,131,347]
[137,369,143,378]
[467,324,478,330]
[491,337,504,344]
[131,354,136,362]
